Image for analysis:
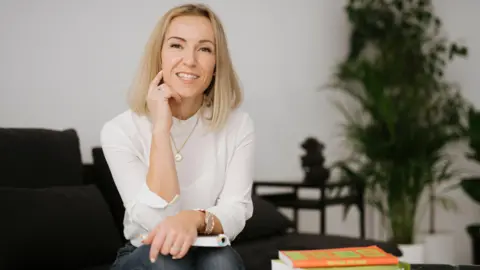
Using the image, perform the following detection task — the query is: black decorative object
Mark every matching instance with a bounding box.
[300,137,330,185]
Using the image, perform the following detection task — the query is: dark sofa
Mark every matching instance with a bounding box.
[1,127,469,270]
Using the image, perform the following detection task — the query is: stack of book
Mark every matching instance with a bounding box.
[271,245,409,270]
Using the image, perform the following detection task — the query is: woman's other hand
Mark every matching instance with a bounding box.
[142,210,204,261]
[146,68,182,133]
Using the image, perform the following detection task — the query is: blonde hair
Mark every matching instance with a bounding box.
[127,3,242,131]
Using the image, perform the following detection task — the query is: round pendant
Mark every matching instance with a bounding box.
[175,153,183,162]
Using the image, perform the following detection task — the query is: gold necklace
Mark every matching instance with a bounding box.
[170,116,199,162]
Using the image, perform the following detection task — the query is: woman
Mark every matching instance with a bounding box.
[101,3,254,270]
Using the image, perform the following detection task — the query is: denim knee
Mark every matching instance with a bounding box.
[112,244,194,270]
[197,247,245,270]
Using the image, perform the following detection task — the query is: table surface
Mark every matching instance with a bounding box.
[411,264,480,270]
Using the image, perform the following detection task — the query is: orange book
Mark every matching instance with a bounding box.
[279,245,399,269]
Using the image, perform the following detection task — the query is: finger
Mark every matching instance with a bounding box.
[170,89,182,103]
[160,231,177,256]
[170,235,185,258]
[156,85,171,101]
[158,84,182,103]
[142,230,155,245]
[150,70,164,88]
[174,235,194,259]
[148,79,161,99]
[149,229,167,262]
[153,85,167,99]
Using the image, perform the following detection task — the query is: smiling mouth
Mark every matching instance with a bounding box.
[176,72,199,80]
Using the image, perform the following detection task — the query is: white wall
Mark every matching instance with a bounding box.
[1,0,479,264]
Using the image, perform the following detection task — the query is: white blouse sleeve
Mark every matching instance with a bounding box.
[100,122,181,232]
[206,115,255,241]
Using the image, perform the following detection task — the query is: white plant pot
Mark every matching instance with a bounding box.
[398,243,425,264]
[422,232,455,264]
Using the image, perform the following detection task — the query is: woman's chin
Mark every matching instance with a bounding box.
[172,88,200,99]
[177,92,204,104]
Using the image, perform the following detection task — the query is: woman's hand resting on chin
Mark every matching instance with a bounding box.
[147,68,182,133]
[142,210,204,261]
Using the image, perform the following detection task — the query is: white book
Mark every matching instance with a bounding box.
[193,234,230,247]
[271,259,292,270]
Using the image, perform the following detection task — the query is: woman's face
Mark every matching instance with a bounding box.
[161,15,216,100]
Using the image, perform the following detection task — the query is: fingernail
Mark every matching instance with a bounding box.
[150,257,156,263]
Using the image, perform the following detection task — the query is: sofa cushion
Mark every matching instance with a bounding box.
[92,147,126,243]
[81,266,111,270]
[0,128,84,188]
[235,195,295,243]
[0,184,123,270]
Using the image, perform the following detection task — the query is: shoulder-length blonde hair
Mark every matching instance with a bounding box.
[128,3,242,131]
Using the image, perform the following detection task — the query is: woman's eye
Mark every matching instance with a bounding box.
[200,47,212,53]
[170,43,182,49]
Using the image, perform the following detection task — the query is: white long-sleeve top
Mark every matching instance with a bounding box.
[100,107,255,247]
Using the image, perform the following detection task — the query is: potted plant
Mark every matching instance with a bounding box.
[460,108,480,265]
[327,0,468,263]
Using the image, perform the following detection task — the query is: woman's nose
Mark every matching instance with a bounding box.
[182,49,196,67]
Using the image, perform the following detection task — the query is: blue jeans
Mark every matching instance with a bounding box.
[110,242,246,270]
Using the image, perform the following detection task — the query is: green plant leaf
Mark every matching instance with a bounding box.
[326,0,470,244]
[435,195,459,212]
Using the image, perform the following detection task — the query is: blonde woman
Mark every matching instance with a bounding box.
[101,3,254,270]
